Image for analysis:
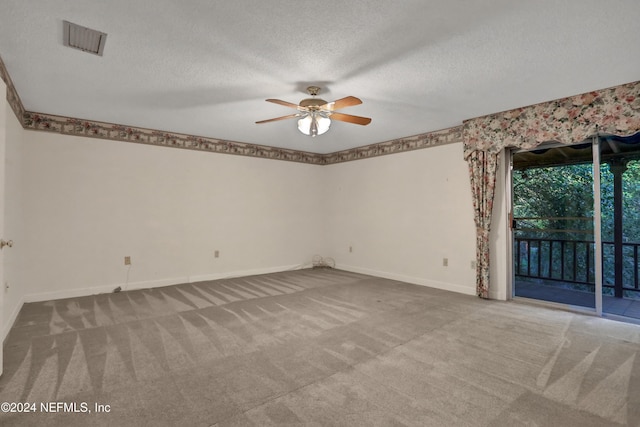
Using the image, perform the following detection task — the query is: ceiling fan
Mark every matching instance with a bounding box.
[256,86,371,137]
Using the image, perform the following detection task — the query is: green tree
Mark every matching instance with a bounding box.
[600,160,640,242]
[513,157,640,294]
[513,164,593,241]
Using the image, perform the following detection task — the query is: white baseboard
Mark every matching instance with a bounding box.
[337,264,477,296]
[23,264,309,302]
[6,263,456,342]
[188,263,307,284]
[120,276,190,292]
[3,263,309,342]
[23,283,127,303]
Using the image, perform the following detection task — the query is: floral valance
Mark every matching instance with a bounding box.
[463,80,640,158]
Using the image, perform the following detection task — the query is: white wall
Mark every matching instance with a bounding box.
[2,97,25,337]
[20,131,326,302]
[323,143,479,296]
[0,80,5,348]
[2,119,514,340]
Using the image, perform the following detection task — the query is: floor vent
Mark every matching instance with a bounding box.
[63,20,107,56]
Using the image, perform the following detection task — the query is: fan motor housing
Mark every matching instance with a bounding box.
[299,98,327,110]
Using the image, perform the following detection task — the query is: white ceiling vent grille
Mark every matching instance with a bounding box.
[63,20,107,56]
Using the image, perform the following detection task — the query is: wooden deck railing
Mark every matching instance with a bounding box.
[514,237,640,296]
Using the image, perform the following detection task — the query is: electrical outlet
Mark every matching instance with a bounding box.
[124,256,131,266]
[442,257,448,267]
[349,246,353,253]
[471,260,477,269]
[214,250,220,258]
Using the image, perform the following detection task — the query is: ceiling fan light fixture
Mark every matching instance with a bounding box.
[258,86,370,136]
[298,113,330,137]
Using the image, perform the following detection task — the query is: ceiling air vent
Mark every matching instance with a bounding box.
[63,20,107,56]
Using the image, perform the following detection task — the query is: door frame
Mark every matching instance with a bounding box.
[592,135,603,316]
[507,137,604,316]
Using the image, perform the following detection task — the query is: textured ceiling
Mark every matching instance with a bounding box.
[1,0,639,154]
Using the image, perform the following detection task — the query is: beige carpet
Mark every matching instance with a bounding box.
[1,268,639,426]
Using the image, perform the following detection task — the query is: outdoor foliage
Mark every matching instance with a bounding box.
[513,160,640,242]
[600,161,640,242]
[513,156,640,295]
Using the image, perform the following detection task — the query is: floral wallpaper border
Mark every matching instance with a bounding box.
[1,55,459,165]
[324,126,463,164]
[23,111,328,165]
[0,56,25,123]
[20,111,462,165]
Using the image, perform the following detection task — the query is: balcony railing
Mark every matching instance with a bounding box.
[514,237,640,296]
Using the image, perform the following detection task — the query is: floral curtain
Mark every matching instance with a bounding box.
[466,150,498,298]
[463,80,640,298]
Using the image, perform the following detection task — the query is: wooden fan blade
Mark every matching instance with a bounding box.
[266,99,302,109]
[256,113,301,124]
[321,96,362,111]
[329,112,371,126]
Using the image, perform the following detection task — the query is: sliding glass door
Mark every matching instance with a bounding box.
[512,141,597,310]
[512,133,640,320]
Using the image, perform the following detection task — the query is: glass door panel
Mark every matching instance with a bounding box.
[512,142,596,309]
[599,133,640,319]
